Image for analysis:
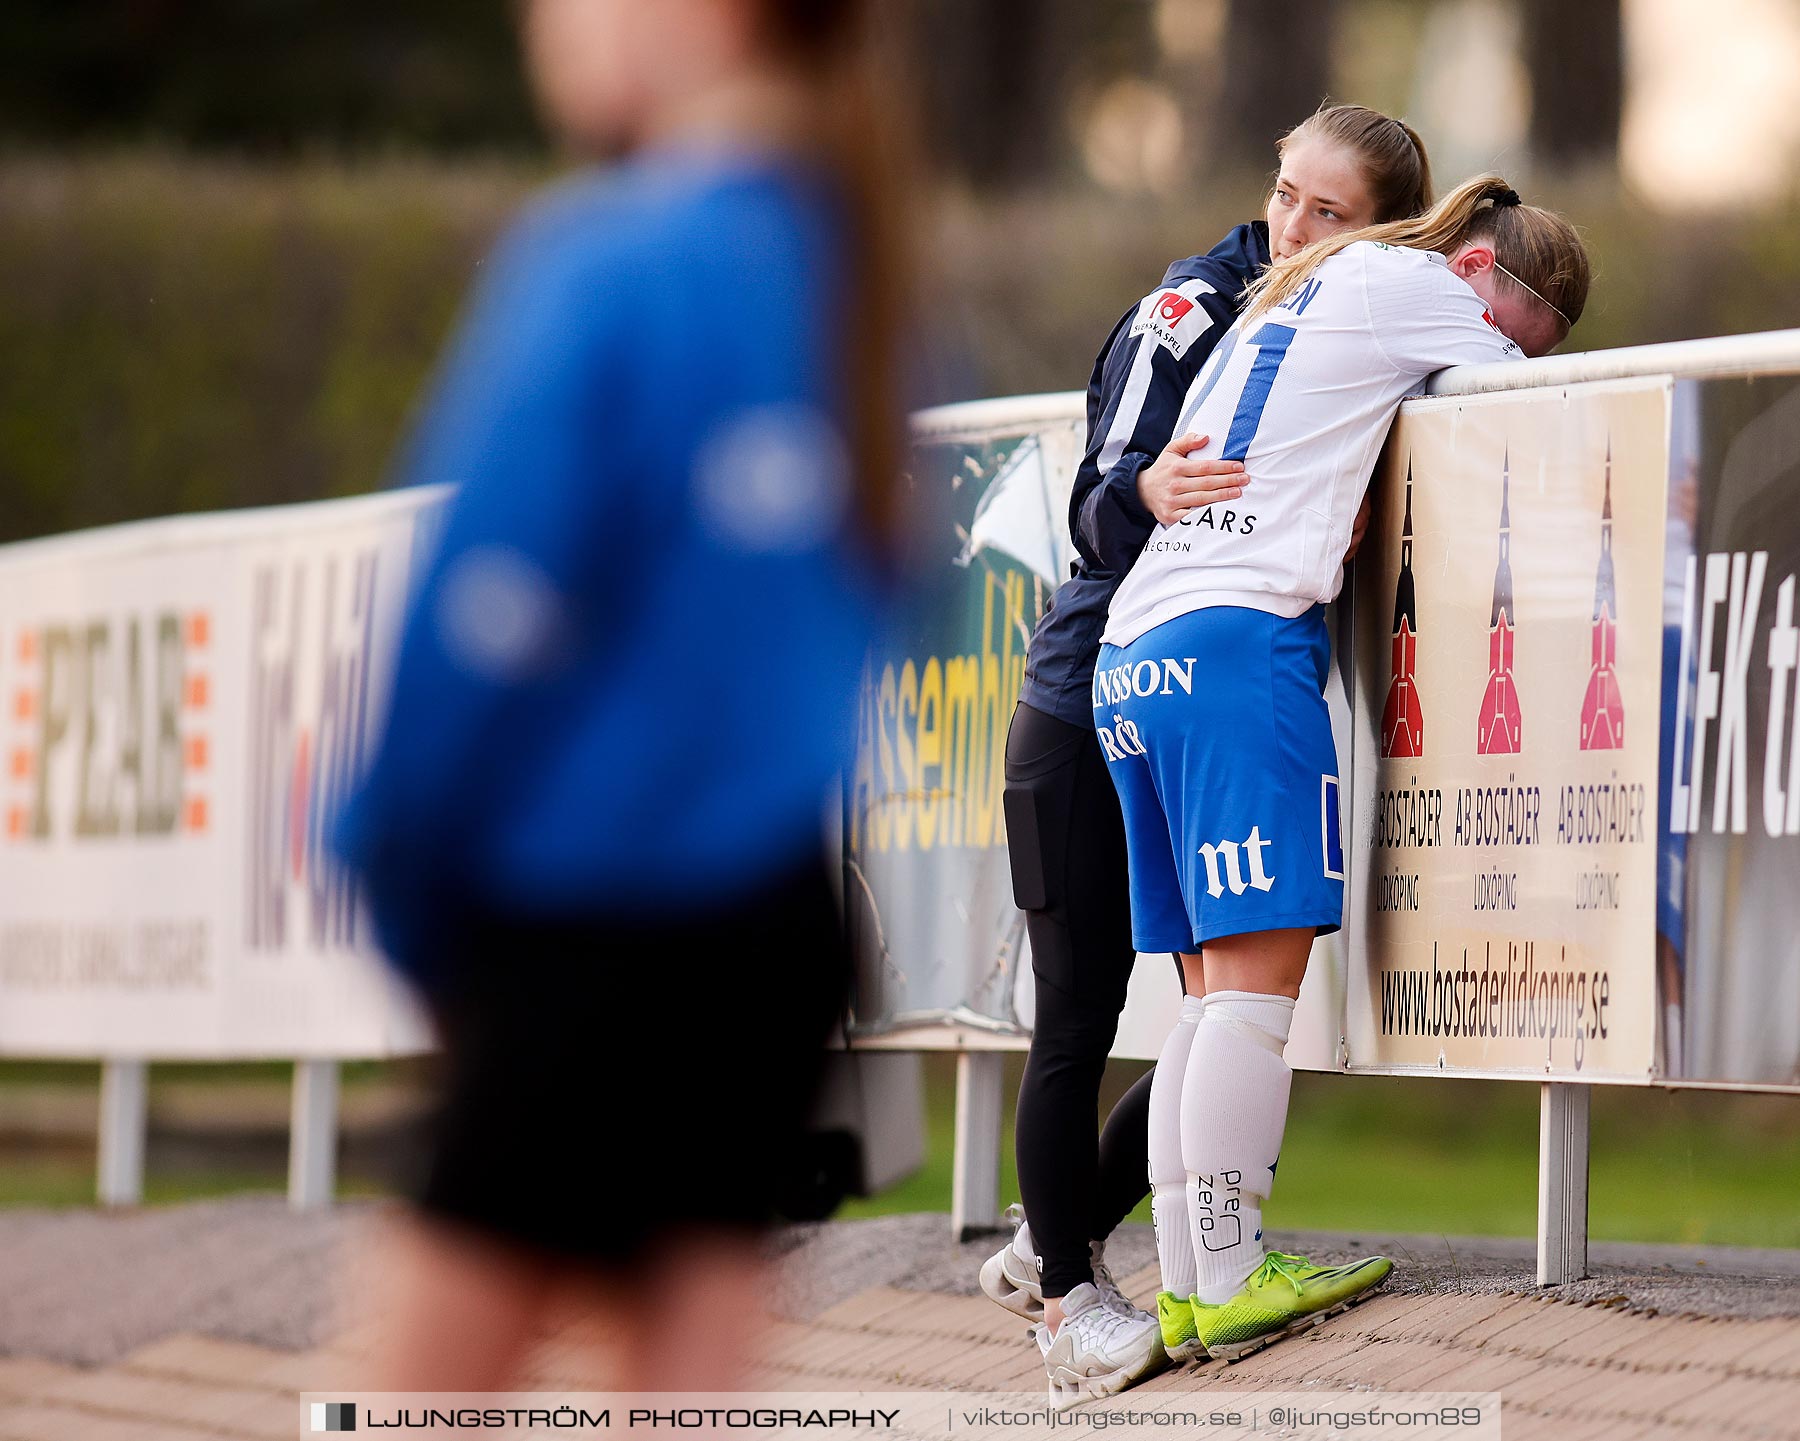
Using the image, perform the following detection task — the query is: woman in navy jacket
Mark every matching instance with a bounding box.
[986,103,1435,1406]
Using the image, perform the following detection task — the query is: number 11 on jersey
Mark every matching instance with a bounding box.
[1221,323,1296,462]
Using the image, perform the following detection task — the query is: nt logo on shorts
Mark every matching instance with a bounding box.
[1197,826,1275,898]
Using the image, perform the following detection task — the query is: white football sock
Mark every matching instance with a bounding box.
[1149,993,1206,1297]
[1182,989,1295,1304]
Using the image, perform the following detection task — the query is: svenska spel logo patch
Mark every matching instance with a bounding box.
[1129,287,1209,358]
[1156,291,1195,325]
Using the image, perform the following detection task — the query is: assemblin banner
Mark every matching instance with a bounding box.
[0,491,439,1057]
[843,396,1350,1074]
[844,403,1085,1036]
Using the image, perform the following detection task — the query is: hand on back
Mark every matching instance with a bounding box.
[1137,433,1248,529]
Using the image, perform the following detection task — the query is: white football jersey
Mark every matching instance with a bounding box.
[1103,241,1521,645]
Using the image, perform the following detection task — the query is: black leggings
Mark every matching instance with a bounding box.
[1004,700,1175,1297]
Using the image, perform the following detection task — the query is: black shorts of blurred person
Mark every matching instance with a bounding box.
[383,870,847,1393]
[357,0,913,1396]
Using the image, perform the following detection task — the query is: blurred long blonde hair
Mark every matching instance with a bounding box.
[763,0,917,564]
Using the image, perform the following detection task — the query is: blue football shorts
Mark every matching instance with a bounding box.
[1093,604,1345,953]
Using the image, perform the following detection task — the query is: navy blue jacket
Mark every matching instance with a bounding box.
[1019,222,1271,726]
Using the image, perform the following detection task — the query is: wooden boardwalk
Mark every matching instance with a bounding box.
[3,1258,1798,1439]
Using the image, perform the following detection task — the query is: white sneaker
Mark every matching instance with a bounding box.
[1088,1247,1139,1320]
[980,1206,1141,1323]
[978,1205,1045,1320]
[1033,1282,1167,1410]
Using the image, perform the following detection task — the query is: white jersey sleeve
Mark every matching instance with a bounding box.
[1363,242,1522,375]
[1102,242,1523,647]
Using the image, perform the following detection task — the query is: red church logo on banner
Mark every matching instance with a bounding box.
[1476,452,1523,754]
[1380,468,1423,758]
[1580,441,1624,749]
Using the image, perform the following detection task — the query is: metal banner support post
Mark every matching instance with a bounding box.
[288,1060,341,1211]
[951,1051,1004,1240]
[1537,1081,1592,1285]
[96,1059,148,1207]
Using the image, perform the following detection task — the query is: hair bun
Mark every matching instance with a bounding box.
[1491,186,1522,207]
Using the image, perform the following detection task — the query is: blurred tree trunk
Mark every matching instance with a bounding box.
[908,0,1152,189]
[1211,0,1335,170]
[1522,0,1622,170]
[910,0,1067,187]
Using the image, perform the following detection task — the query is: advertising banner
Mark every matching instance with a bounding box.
[9,361,1796,1088]
[845,398,1348,1072]
[845,405,1083,1034]
[1661,377,1800,1087]
[1346,379,1669,1079]
[0,493,439,1057]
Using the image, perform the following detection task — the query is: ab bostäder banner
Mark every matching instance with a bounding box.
[1348,379,1669,1080]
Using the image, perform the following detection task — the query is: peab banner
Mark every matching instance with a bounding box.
[0,493,439,1057]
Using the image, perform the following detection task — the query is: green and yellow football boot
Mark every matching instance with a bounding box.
[1193,1251,1393,1362]
[1156,1289,1206,1364]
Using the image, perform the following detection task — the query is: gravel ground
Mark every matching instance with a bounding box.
[2,1198,1795,1366]
[0,1196,355,1365]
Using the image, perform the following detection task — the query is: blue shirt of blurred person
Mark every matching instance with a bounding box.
[335,152,879,982]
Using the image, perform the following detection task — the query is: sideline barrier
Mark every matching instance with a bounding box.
[0,488,445,1204]
[3,334,1798,1254]
[846,330,1800,1281]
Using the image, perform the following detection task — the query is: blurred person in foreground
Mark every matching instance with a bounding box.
[333,0,912,1393]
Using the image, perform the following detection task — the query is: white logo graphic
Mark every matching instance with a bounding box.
[1197,826,1276,898]
[1127,284,1216,359]
[694,403,850,553]
[1091,656,1197,708]
[1096,713,1147,761]
[435,545,568,681]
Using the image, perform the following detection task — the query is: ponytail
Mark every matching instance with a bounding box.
[1244,173,1590,332]
[763,0,916,564]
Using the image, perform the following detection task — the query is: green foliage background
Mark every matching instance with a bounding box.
[0,155,535,542]
[5,154,1797,545]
